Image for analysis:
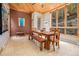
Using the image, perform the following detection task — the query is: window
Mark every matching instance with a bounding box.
[51,3,78,36]
[59,28,64,34]
[58,8,65,34]
[66,28,77,36]
[66,4,77,36]
[58,8,64,27]
[37,18,41,30]
[19,17,25,27]
[67,4,77,27]
[52,11,56,27]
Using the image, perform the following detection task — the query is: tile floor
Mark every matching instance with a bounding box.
[0,35,79,56]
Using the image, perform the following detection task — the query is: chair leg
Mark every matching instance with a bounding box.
[56,42,57,46]
[58,40,60,48]
[29,35,30,40]
[52,41,55,51]
[31,37,33,40]
[40,42,43,51]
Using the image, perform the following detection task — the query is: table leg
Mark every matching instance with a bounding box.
[44,36,50,50]
[29,34,30,40]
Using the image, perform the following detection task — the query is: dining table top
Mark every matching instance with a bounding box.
[32,30,55,36]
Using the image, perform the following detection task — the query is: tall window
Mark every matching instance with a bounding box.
[66,4,77,36]
[58,8,64,34]
[52,11,56,27]
[67,4,77,27]
[58,8,64,27]
[19,17,25,27]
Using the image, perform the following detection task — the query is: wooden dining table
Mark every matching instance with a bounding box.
[31,30,55,50]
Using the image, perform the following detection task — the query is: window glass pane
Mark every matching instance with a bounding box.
[67,4,77,27]
[58,8,64,27]
[19,18,25,27]
[52,11,56,27]
[59,28,64,34]
[38,18,41,30]
[66,28,77,36]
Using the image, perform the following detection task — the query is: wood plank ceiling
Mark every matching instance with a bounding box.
[9,3,65,13]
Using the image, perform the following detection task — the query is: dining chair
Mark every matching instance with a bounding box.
[50,28,56,51]
[55,28,60,48]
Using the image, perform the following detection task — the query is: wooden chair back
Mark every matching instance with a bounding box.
[55,28,60,38]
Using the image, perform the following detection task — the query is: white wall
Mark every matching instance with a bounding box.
[0,3,10,49]
[0,31,9,48]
